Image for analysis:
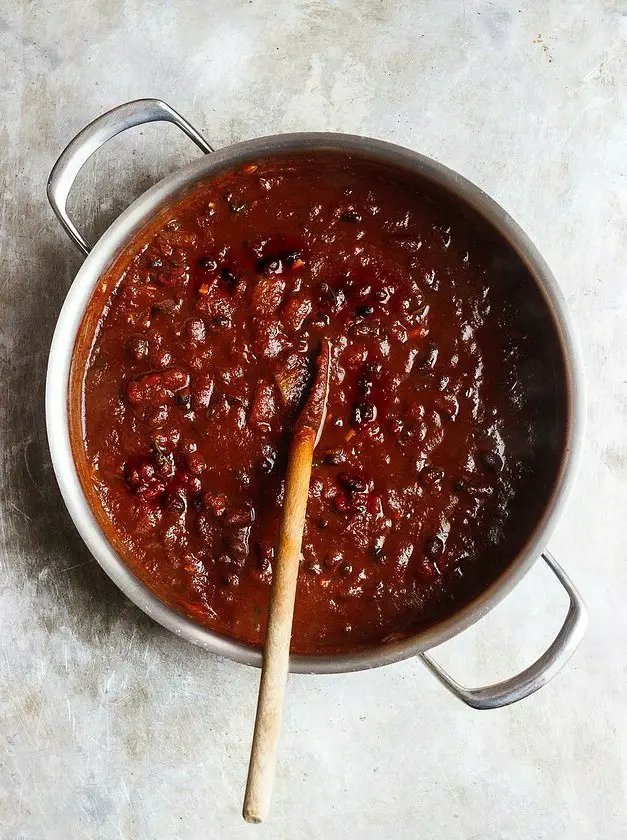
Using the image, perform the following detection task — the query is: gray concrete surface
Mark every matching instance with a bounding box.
[1,1,626,837]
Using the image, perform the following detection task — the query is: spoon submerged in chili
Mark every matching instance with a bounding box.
[243,340,332,824]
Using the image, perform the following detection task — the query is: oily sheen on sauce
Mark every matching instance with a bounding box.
[73,152,566,655]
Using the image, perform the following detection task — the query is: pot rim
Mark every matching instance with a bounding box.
[45,131,585,674]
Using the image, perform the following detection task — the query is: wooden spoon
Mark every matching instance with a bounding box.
[243,340,332,824]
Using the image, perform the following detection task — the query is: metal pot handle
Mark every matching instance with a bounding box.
[419,552,587,709]
[47,98,213,256]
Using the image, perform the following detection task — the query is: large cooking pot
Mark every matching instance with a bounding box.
[46,99,587,708]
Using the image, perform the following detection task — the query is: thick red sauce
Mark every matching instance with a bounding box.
[73,152,567,654]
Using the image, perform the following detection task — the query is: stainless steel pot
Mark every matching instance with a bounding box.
[46,99,587,708]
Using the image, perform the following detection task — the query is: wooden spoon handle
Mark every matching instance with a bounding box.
[243,428,316,824]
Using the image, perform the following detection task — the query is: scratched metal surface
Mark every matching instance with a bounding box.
[1,2,625,838]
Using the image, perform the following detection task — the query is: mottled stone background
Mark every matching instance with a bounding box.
[1,1,625,838]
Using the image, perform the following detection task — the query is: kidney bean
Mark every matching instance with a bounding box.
[186,317,206,343]
[223,503,255,527]
[274,354,309,407]
[124,457,166,501]
[152,297,181,316]
[200,492,228,518]
[250,382,278,431]
[146,405,169,429]
[152,426,181,450]
[224,527,251,564]
[126,334,149,361]
[126,368,189,406]
[282,296,312,333]
[151,348,173,368]
[187,452,207,475]
[192,374,214,410]
[165,491,187,512]
[253,318,289,359]
[253,276,286,315]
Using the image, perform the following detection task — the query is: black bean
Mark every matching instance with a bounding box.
[481,450,504,473]
[338,472,372,494]
[352,400,377,427]
[358,361,383,393]
[340,563,353,577]
[424,536,444,560]
[419,342,438,370]
[341,211,362,223]
[256,545,273,574]
[324,448,346,466]
[324,550,344,568]
[256,255,283,275]
[357,378,372,397]
[146,405,169,428]
[209,316,232,331]
[190,494,204,511]
[423,269,438,289]
[311,314,331,328]
[175,392,193,409]
[373,287,392,304]
[317,282,346,311]
[421,466,444,486]
[355,305,374,318]
[318,282,332,299]
[453,478,469,494]
[260,444,277,474]
[227,195,247,213]
[221,266,239,286]
[349,321,379,338]
[372,535,386,559]
[198,256,218,271]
